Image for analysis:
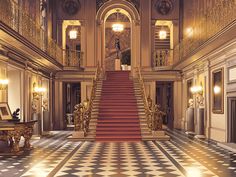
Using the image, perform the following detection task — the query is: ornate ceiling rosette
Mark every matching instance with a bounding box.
[155,0,174,15]
[62,0,81,16]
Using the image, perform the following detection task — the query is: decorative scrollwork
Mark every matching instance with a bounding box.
[0,121,36,153]
[73,64,102,136]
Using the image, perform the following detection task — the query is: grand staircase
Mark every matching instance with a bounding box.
[85,71,167,141]
[95,71,142,141]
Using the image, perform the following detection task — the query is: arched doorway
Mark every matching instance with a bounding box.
[96,0,140,75]
[104,10,131,71]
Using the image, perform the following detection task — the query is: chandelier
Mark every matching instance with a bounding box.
[112,23,124,32]
[69,28,77,39]
[159,30,167,39]
[112,9,124,32]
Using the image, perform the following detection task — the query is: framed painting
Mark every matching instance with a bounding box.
[212,68,224,114]
[0,102,12,120]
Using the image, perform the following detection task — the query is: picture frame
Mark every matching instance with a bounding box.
[228,66,236,83]
[0,102,12,120]
[212,68,224,114]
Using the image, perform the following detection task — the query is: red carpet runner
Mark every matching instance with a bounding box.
[96,71,142,141]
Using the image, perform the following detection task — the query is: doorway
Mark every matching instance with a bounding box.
[228,97,236,143]
[104,9,131,71]
[96,1,140,74]
[63,82,81,128]
[156,81,174,128]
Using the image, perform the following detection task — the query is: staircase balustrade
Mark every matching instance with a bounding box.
[153,49,173,67]
[136,67,166,131]
[0,0,64,64]
[73,64,101,137]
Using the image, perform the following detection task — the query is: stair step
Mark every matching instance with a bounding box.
[96,135,141,141]
[96,127,140,131]
[98,109,138,112]
[100,99,137,101]
[101,92,135,94]
[98,112,139,115]
[98,105,139,108]
[96,131,140,135]
[97,120,140,124]
[100,96,136,99]
[96,123,140,127]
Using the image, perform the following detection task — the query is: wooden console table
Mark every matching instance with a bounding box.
[0,120,37,154]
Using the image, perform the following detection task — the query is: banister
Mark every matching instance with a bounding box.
[136,67,165,131]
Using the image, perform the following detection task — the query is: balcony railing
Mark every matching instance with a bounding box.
[153,49,173,68]
[0,0,63,64]
[63,49,83,68]
[174,0,236,61]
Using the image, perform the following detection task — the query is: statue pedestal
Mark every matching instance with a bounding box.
[43,111,50,131]
[72,131,85,138]
[195,108,205,139]
[186,108,195,134]
[115,59,121,70]
[32,113,41,139]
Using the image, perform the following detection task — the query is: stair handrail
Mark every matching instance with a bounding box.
[136,67,165,131]
[73,63,101,136]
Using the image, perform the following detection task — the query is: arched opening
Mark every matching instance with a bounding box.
[62,20,82,67]
[153,20,174,68]
[96,0,140,74]
[104,9,131,71]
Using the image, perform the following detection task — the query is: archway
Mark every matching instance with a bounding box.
[104,10,131,71]
[96,0,140,74]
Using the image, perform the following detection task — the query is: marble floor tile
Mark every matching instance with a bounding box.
[0,130,235,177]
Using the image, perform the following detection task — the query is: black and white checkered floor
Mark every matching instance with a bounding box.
[0,130,236,177]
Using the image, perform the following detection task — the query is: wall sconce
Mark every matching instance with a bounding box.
[33,82,46,99]
[186,27,193,37]
[190,85,203,95]
[0,79,9,90]
[190,83,204,107]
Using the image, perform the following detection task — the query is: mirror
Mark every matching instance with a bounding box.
[212,68,224,114]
